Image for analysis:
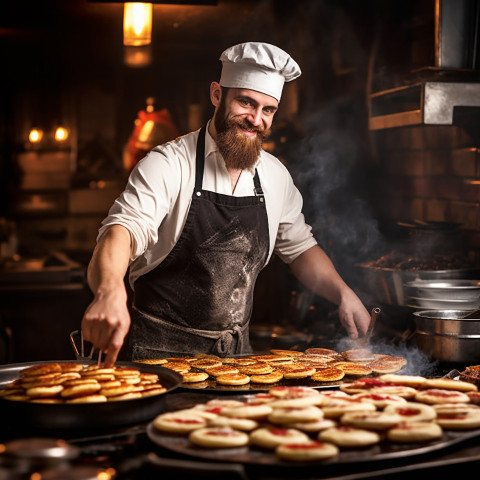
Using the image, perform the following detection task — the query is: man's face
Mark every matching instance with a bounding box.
[213,87,278,170]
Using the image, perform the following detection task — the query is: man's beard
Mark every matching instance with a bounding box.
[214,105,271,170]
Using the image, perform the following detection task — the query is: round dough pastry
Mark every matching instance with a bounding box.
[377,374,427,388]
[207,416,259,431]
[384,402,437,422]
[386,421,443,443]
[268,405,324,424]
[286,418,337,433]
[269,394,323,408]
[414,388,471,405]
[369,385,418,399]
[352,392,407,408]
[275,440,339,462]
[421,378,478,392]
[249,427,309,449]
[269,386,320,398]
[153,411,208,433]
[189,427,249,448]
[340,411,403,430]
[220,403,273,419]
[322,397,377,419]
[318,425,381,447]
[435,408,480,429]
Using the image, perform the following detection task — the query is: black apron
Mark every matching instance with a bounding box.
[128,126,270,359]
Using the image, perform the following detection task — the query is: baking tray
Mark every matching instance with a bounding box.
[0,360,183,432]
[146,421,480,467]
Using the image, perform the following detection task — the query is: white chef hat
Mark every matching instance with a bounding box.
[219,42,301,101]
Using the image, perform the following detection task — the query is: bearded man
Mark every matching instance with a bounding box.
[82,42,371,365]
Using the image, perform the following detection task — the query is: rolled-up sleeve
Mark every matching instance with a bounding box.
[97,147,182,261]
[273,173,317,264]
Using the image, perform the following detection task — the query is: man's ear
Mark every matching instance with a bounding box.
[210,82,222,107]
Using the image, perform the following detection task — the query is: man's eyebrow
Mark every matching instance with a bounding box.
[236,94,278,111]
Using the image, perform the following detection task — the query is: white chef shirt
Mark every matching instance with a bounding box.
[97,122,317,288]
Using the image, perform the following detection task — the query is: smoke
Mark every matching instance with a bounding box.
[288,100,388,287]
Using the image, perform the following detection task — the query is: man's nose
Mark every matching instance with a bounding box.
[247,108,263,126]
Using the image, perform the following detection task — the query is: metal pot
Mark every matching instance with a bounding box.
[357,264,480,306]
[413,310,480,363]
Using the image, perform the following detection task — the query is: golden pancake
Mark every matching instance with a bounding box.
[189,358,223,369]
[61,382,102,398]
[135,358,168,365]
[304,348,339,356]
[250,371,284,384]
[335,363,373,376]
[238,362,273,375]
[182,371,209,383]
[20,363,62,377]
[162,361,191,374]
[311,367,345,382]
[203,365,239,377]
[109,392,143,401]
[270,349,304,357]
[341,349,376,363]
[26,385,64,398]
[100,382,135,397]
[215,373,251,386]
[66,394,108,403]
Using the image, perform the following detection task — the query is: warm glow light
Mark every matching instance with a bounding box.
[124,3,152,46]
[54,126,69,142]
[28,128,43,143]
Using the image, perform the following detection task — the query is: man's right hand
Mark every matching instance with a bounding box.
[81,288,131,367]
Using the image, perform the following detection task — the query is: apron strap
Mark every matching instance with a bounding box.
[194,125,207,193]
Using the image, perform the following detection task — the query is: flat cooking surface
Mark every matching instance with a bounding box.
[146,422,480,467]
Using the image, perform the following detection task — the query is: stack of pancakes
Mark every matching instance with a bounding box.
[0,363,167,403]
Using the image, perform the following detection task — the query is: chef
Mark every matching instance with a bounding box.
[81,42,371,366]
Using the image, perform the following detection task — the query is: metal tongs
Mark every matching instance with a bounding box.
[357,307,381,348]
[70,330,103,365]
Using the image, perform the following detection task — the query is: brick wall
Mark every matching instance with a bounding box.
[372,124,480,252]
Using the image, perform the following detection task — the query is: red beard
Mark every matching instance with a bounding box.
[215,114,271,170]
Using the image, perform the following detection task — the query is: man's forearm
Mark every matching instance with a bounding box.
[87,224,132,296]
[289,245,350,305]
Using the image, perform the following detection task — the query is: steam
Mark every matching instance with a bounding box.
[333,336,439,377]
